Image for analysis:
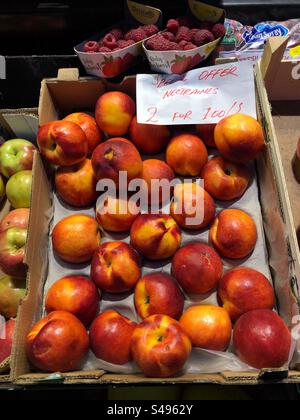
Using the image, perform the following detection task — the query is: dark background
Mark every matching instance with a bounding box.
[1,0,300,108]
[1,0,300,399]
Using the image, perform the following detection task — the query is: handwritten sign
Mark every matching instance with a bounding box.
[136,61,256,125]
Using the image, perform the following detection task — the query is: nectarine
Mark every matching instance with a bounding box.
[95,92,135,136]
[130,214,181,260]
[134,273,184,320]
[215,114,264,163]
[92,138,143,188]
[37,121,88,166]
[218,268,275,322]
[166,134,208,176]
[52,215,101,264]
[55,159,98,207]
[201,156,251,201]
[90,310,137,365]
[210,209,257,259]
[196,124,216,148]
[180,305,232,351]
[64,113,103,155]
[172,242,223,295]
[142,159,175,206]
[131,315,191,378]
[170,183,216,230]
[129,117,171,154]
[96,195,139,233]
[45,276,100,326]
[91,242,141,293]
[233,310,291,369]
[26,311,89,372]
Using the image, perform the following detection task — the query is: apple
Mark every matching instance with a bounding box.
[90,310,137,365]
[0,209,29,278]
[0,139,36,178]
[0,175,5,203]
[0,276,26,318]
[6,170,32,208]
[55,159,98,208]
[233,309,292,369]
[45,276,100,326]
[26,311,89,372]
[37,121,88,167]
[134,273,185,320]
[0,319,15,364]
[131,314,192,378]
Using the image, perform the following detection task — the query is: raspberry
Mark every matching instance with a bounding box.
[103,34,118,49]
[179,40,189,48]
[162,31,176,42]
[183,43,197,51]
[190,29,200,39]
[98,46,112,53]
[118,39,135,49]
[109,28,123,41]
[84,41,99,53]
[178,16,194,28]
[125,28,147,42]
[176,26,192,43]
[212,23,226,39]
[193,30,215,46]
[146,35,178,51]
[142,24,159,37]
[167,19,179,34]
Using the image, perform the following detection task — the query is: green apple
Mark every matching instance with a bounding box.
[6,170,32,208]
[0,175,5,203]
[0,208,29,278]
[0,139,36,179]
[0,276,26,318]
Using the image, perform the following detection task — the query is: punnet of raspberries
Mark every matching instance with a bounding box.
[83,24,159,53]
[145,18,226,52]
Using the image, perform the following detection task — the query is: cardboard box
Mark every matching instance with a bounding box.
[2,66,299,385]
[0,108,40,385]
[74,0,162,79]
[143,0,225,75]
[255,37,300,360]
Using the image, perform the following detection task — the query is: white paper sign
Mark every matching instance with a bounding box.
[136,61,256,125]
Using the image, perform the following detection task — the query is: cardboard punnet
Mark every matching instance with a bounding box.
[143,0,225,75]
[74,0,162,79]
[3,67,300,385]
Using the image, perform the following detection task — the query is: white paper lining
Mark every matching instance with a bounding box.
[42,153,281,375]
